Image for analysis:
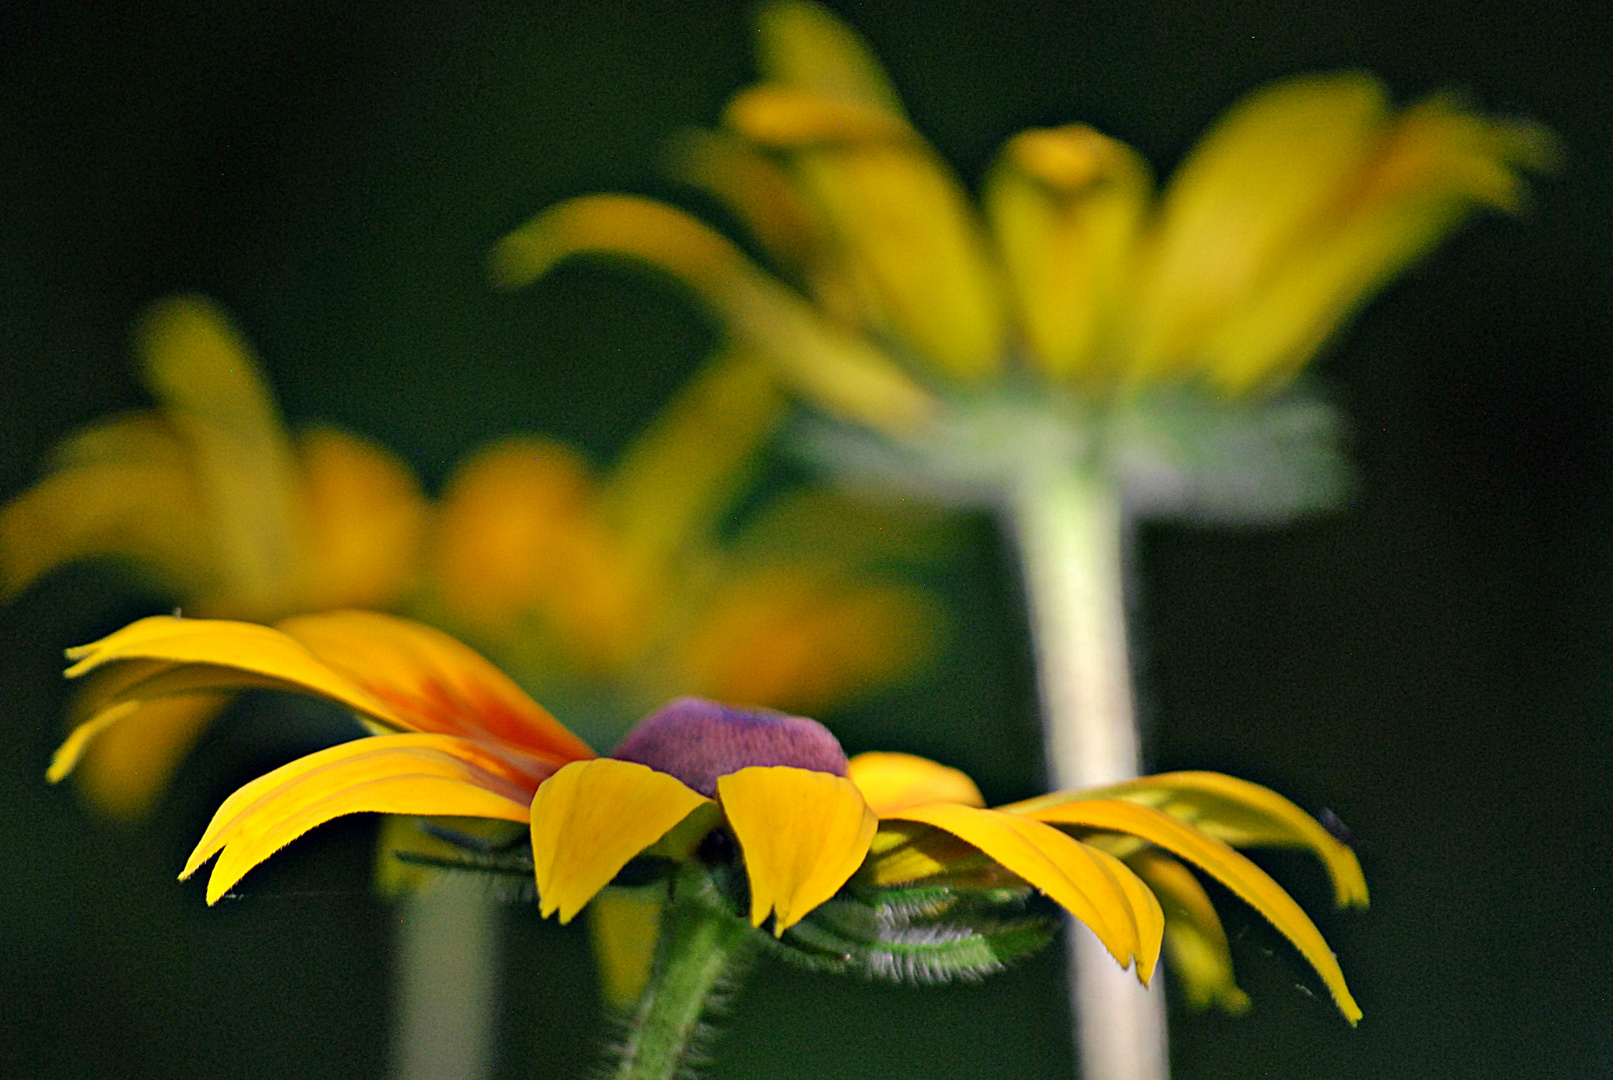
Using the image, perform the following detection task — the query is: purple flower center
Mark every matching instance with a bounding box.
[609,697,849,797]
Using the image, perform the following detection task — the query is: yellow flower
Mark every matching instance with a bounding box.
[50,610,1366,1023]
[490,0,1553,488]
[5,295,428,815]
[419,345,941,740]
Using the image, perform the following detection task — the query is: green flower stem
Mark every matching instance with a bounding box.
[1006,459,1169,1080]
[612,875,753,1080]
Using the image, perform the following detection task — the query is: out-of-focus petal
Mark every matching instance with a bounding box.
[1016,770,1367,908]
[278,611,596,772]
[1126,850,1250,1014]
[674,569,935,715]
[846,751,984,815]
[136,296,301,617]
[1019,797,1360,1023]
[181,733,534,904]
[668,128,823,275]
[718,765,876,934]
[426,438,643,665]
[71,685,231,819]
[754,0,903,110]
[985,125,1151,384]
[294,427,428,611]
[1196,97,1557,391]
[602,347,785,572]
[491,194,935,434]
[0,415,216,599]
[529,759,709,923]
[886,802,1154,977]
[728,86,1007,380]
[587,885,666,1011]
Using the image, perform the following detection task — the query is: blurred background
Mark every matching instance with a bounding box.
[1,1,1608,1078]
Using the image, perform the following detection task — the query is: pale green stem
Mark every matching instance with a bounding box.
[612,883,752,1080]
[391,879,499,1080]
[1006,459,1169,1080]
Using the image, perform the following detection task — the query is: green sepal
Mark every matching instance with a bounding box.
[768,878,1059,982]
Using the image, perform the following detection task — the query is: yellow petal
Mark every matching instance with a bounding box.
[1128,75,1391,378]
[1197,97,1557,391]
[984,125,1151,384]
[1015,770,1367,908]
[666,128,824,277]
[490,195,935,434]
[717,765,876,934]
[754,0,903,110]
[587,884,666,1011]
[1020,798,1361,1023]
[1126,850,1250,1014]
[63,615,401,723]
[0,415,215,599]
[601,346,784,572]
[183,733,535,904]
[884,802,1153,976]
[529,759,710,923]
[845,751,984,816]
[136,295,302,617]
[277,610,596,772]
[726,90,1006,379]
[294,426,428,611]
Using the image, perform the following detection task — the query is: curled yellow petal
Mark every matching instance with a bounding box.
[182,733,534,904]
[725,85,910,146]
[1017,770,1367,908]
[845,751,984,816]
[886,802,1154,977]
[985,125,1151,384]
[529,759,710,923]
[754,0,902,109]
[717,765,876,934]
[1021,798,1361,1023]
[491,194,935,434]
[69,689,231,818]
[1127,850,1250,1014]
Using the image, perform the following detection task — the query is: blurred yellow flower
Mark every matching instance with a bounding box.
[495,1,1553,434]
[50,611,1366,1023]
[4,295,428,815]
[418,346,941,745]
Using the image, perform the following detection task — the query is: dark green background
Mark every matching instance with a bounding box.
[2,1,1609,1077]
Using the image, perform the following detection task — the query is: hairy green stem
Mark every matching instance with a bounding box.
[612,881,752,1080]
[1006,459,1169,1080]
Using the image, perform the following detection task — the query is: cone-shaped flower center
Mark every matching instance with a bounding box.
[609,697,849,797]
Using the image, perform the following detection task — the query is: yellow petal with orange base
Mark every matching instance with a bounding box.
[63,615,400,722]
[845,751,984,816]
[181,733,534,904]
[530,759,710,924]
[490,194,935,435]
[885,802,1156,979]
[1019,798,1360,1023]
[1126,850,1250,1014]
[717,766,876,934]
[277,611,595,769]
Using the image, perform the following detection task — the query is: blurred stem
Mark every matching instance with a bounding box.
[392,877,499,1080]
[1005,459,1169,1080]
[612,875,752,1080]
